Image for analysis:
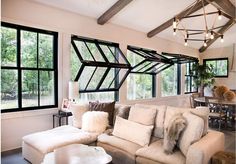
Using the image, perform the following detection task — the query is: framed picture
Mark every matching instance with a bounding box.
[61,98,70,111]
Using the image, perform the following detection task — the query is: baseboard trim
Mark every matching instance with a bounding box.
[1,147,22,156]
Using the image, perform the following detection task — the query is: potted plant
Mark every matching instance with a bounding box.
[191,63,215,97]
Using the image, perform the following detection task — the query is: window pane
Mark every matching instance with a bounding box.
[39,34,53,68]
[1,27,17,67]
[100,68,115,89]
[127,74,152,100]
[86,42,105,62]
[22,70,38,107]
[74,40,94,61]
[1,69,18,109]
[80,92,115,101]
[79,67,96,90]
[71,45,82,80]
[161,65,178,96]
[216,60,227,76]
[100,45,116,63]
[40,71,54,106]
[87,67,107,90]
[21,30,37,67]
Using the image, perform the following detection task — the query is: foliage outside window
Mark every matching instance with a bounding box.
[126,48,158,100]
[1,22,58,112]
[185,62,197,93]
[70,36,131,101]
[203,58,228,77]
[161,64,180,96]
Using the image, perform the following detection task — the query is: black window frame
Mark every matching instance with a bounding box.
[203,58,229,78]
[184,61,198,94]
[1,22,58,113]
[71,35,132,101]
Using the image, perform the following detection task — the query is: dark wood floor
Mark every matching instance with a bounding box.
[1,129,235,164]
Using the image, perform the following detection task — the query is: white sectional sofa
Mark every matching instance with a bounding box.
[22,103,225,164]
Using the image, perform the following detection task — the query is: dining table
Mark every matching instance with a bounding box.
[194,97,236,130]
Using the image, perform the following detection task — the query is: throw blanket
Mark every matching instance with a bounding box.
[163,113,186,154]
[23,125,98,154]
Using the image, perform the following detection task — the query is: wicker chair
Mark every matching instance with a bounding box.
[190,93,200,108]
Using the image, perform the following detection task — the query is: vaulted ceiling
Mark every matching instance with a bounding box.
[32,0,236,51]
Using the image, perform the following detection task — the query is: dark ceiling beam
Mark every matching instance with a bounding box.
[212,0,235,19]
[97,0,133,25]
[147,0,215,38]
[199,19,235,53]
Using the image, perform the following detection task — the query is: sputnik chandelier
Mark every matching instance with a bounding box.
[172,0,228,47]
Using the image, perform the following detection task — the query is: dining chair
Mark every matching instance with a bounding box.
[205,97,227,131]
[190,93,200,108]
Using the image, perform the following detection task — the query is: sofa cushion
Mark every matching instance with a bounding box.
[128,104,157,126]
[89,101,115,126]
[70,103,89,128]
[82,111,108,133]
[191,106,209,136]
[98,133,141,155]
[178,112,204,156]
[153,105,167,138]
[113,116,153,146]
[22,125,98,154]
[136,139,185,164]
[113,104,131,125]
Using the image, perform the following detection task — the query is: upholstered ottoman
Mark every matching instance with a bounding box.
[22,125,98,164]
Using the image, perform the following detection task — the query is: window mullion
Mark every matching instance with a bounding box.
[37,33,40,107]
[17,28,22,109]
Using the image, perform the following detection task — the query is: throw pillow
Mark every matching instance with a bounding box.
[113,116,153,146]
[89,101,115,126]
[70,103,89,128]
[82,111,109,133]
[113,104,131,125]
[153,105,167,138]
[128,104,157,126]
[191,106,209,136]
[163,113,187,154]
[178,112,204,156]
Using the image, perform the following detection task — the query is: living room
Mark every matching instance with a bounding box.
[1,0,236,164]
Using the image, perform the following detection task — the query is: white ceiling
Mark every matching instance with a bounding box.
[32,0,236,49]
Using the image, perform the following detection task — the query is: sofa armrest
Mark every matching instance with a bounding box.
[186,130,225,164]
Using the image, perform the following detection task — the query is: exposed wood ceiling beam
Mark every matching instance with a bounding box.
[199,19,235,53]
[147,0,214,38]
[97,0,133,25]
[211,0,235,19]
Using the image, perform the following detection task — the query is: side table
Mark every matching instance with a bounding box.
[53,110,72,128]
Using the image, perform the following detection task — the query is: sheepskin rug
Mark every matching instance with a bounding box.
[82,111,109,133]
[163,113,186,154]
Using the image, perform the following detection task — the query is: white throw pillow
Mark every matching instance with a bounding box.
[178,112,204,156]
[113,116,153,146]
[82,111,108,133]
[70,103,89,128]
[128,104,157,126]
[191,107,209,136]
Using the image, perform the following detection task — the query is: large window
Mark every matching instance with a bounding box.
[185,62,197,93]
[203,58,228,77]
[1,22,58,112]
[161,64,181,96]
[70,36,131,101]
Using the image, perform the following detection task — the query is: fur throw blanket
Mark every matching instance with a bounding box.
[163,113,187,154]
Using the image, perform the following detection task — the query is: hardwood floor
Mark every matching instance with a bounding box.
[1,130,235,164]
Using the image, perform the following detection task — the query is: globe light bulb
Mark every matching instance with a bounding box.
[221,35,224,43]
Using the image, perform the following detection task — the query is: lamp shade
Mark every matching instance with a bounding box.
[68,81,79,100]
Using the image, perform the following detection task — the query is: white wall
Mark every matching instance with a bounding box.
[1,0,198,151]
[200,45,236,89]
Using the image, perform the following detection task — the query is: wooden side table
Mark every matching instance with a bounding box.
[211,151,235,164]
[53,110,72,128]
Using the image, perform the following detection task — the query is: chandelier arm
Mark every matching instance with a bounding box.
[182,0,200,18]
[201,0,208,31]
[211,13,217,30]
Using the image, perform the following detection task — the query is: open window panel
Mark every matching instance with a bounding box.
[127,46,174,74]
[161,52,199,64]
[71,35,132,93]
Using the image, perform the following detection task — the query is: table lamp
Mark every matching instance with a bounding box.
[68,81,79,102]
